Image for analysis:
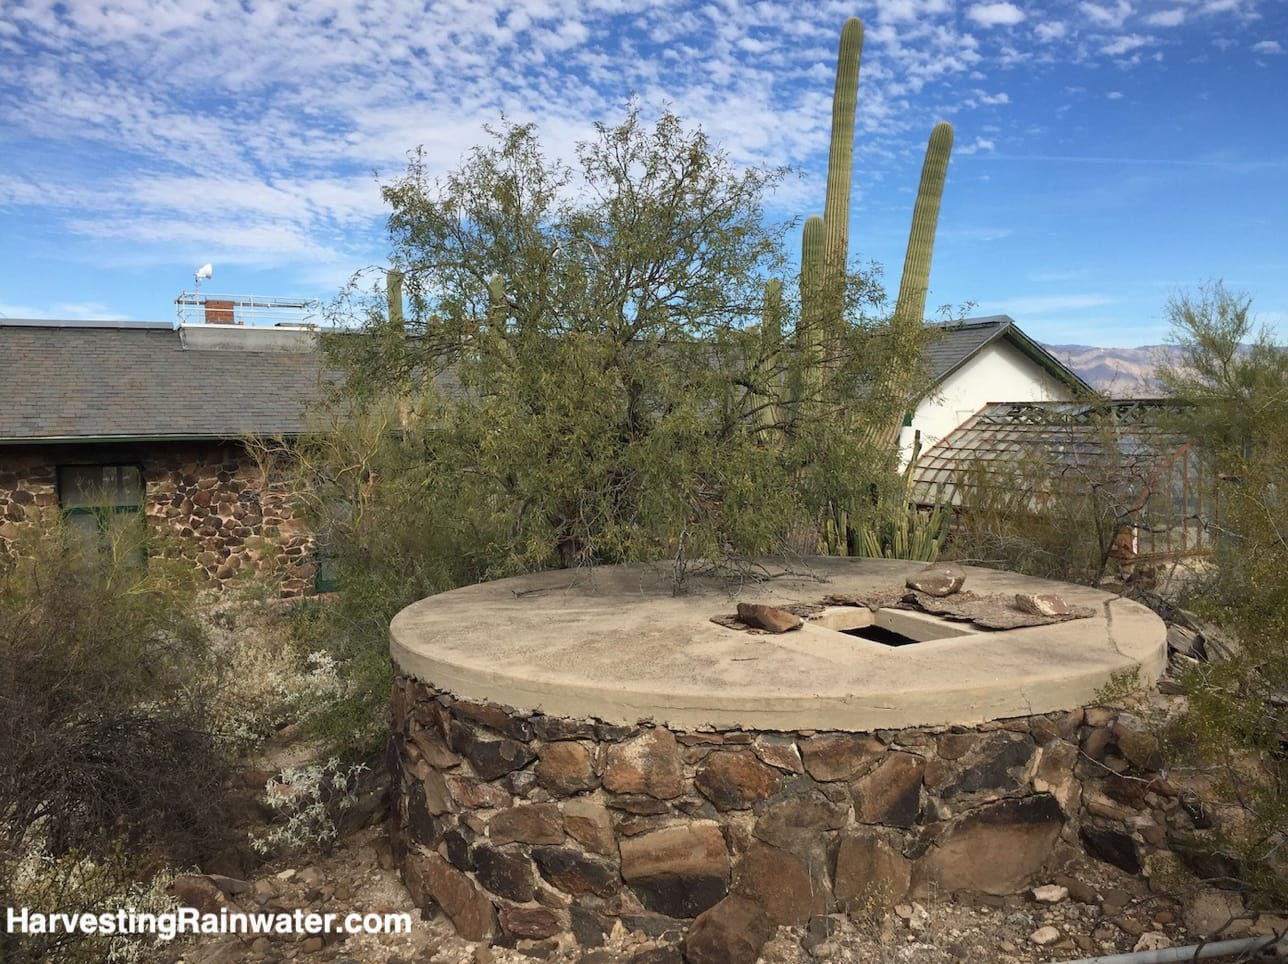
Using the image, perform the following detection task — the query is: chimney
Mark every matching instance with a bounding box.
[204,299,236,324]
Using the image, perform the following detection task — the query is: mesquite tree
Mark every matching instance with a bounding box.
[323,108,893,582]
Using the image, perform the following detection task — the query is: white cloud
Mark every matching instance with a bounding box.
[967,3,1026,27]
[1080,1,1133,29]
[879,0,953,23]
[957,136,997,155]
[1107,90,1125,99]
[1102,33,1154,56]
[0,0,1280,319]
[1144,9,1186,27]
[1034,21,1068,42]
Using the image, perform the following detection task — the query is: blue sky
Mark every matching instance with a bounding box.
[0,0,1283,347]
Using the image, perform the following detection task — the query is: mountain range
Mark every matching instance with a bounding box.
[1040,344,1182,397]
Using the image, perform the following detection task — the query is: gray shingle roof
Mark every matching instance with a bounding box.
[0,321,330,442]
[925,315,1093,393]
[0,315,1088,444]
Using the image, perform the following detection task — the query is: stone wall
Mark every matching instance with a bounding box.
[390,675,1196,956]
[0,441,315,595]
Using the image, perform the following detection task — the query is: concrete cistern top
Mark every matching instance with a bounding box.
[390,558,1166,731]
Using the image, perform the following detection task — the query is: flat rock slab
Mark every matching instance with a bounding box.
[823,588,1096,630]
[391,558,1165,731]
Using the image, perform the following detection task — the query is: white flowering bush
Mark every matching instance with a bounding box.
[249,757,369,857]
[199,603,351,751]
[4,830,179,964]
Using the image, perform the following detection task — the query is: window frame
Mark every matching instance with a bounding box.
[57,463,148,559]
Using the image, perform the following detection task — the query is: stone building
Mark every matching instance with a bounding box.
[0,318,331,595]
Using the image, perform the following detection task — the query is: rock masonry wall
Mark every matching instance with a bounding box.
[0,443,315,596]
[390,674,1197,957]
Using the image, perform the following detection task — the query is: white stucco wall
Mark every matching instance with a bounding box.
[898,339,1078,466]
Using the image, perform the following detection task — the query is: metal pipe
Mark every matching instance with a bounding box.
[1049,933,1286,964]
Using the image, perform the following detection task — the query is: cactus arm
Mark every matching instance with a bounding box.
[796,214,826,417]
[861,121,954,456]
[891,121,954,339]
[386,268,405,327]
[749,279,784,440]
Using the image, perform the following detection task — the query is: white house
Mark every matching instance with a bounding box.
[898,315,1093,466]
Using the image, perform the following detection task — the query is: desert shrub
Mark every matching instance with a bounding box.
[3,840,177,964]
[0,526,237,961]
[248,757,370,857]
[943,447,1125,585]
[1154,283,1288,906]
[196,598,354,752]
[940,402,1196,591]
[250,411,498,760]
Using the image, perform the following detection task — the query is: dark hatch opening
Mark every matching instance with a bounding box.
[840,625,920,647]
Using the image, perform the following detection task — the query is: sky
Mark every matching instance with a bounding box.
[0,0,1284,348]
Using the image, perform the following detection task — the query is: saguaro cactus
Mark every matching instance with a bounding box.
[780,17,953,452]
[861,120,955,455]
[776,16,954,554]
[821,16,863,348]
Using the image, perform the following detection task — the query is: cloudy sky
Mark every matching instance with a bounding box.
[1,0,1283,347]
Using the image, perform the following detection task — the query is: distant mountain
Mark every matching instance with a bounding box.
[1041,343,1184,397]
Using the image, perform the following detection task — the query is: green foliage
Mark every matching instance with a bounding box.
[253,411,489,757]
[1092,666,1149,708]
[1155,282,1288,904]
[324,106,897,582]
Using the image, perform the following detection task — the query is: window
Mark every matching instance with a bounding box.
[58,464,146,555]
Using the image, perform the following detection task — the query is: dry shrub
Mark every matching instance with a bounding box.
[0,527,237,960]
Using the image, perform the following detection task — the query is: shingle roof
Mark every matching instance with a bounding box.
[0,321,330,442]
[924,316,1093,393]
[0,315,1088,444]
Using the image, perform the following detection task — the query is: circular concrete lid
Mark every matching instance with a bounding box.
[390,558,1166,731]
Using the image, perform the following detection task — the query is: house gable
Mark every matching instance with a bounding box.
[899,316,1093,463]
